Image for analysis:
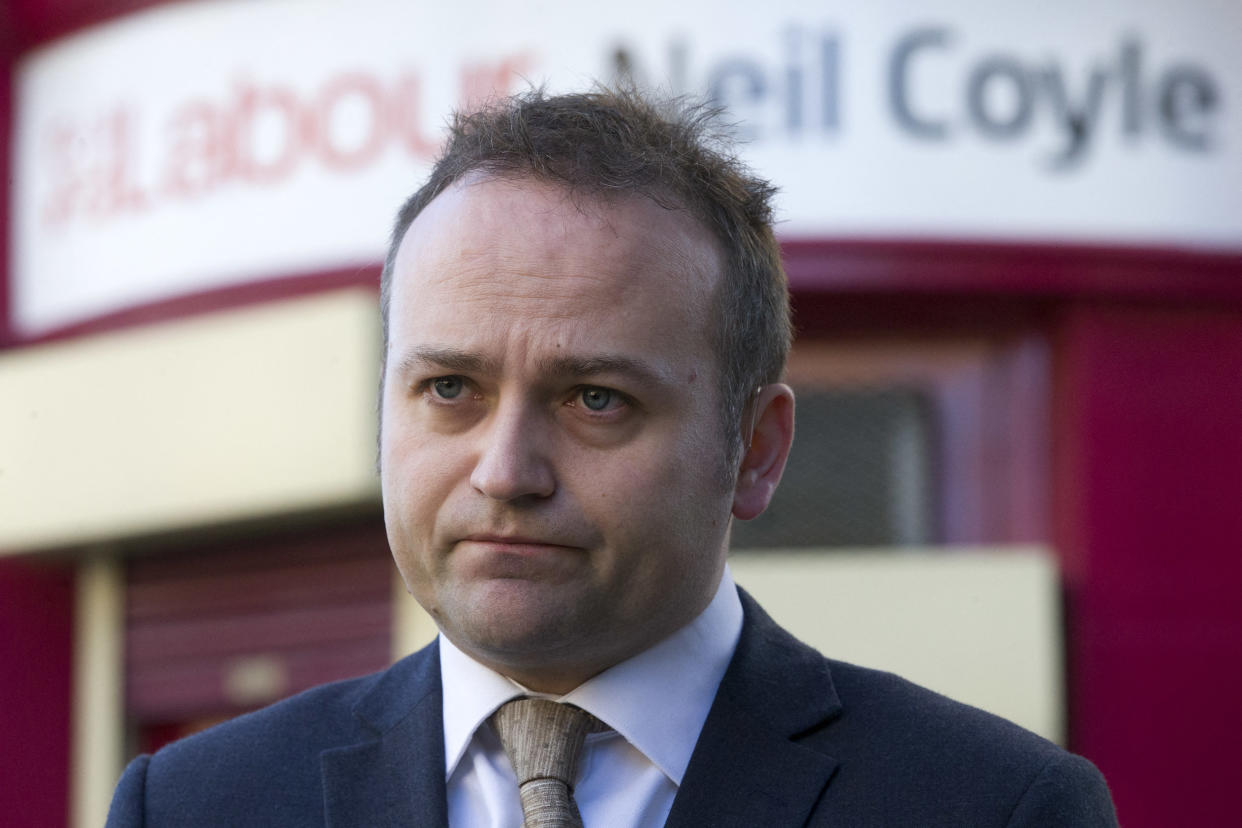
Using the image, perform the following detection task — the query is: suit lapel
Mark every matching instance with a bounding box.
[321,640,449,828]
[665,590,842,828]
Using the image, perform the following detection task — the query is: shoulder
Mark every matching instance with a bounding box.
[114,671,378,827]
[732,592,1116,825]
[814,658,1116,825]
[106,645,440,827]
[825,657,1065,769]
[155,666,381,770]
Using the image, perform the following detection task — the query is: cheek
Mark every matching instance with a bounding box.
[382,462,445,609]
[381,430,458,545]
[587,437,725,539]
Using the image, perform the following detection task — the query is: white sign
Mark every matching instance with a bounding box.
[11,0,1241,335]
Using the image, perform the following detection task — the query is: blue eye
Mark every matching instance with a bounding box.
[580,387,613,411]
[431,376,464,399]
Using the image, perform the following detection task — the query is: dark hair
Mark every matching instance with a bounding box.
[380,86,791,471]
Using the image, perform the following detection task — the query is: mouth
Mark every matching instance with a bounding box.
[461,533,581,551]
[455,534,585,579]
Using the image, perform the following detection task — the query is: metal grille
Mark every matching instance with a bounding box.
[730,387,938,549]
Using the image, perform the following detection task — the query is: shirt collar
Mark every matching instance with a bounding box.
[439,566,744,785]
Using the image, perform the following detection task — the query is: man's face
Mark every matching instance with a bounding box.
[380,176,735,691]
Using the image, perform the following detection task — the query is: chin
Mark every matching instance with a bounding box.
[448,582,596,659]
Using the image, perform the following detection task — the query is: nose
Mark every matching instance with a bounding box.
[469,401,556,502]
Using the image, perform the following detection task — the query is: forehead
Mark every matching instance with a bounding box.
[387,176,724,353]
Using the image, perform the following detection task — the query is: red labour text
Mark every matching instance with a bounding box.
[37,58,531,228]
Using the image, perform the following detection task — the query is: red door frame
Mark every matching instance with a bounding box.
[0,559,74,828]
[0,13,74,828]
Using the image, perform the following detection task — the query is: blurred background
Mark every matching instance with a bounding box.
[1,1,1239,826]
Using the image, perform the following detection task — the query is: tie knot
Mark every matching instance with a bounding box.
[490,698,604,786]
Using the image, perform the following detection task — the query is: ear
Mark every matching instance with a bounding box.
[732,383,795,521]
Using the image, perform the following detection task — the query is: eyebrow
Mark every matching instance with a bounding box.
[537,354,674,388]
[392,346,674,388]
[392,346,500,378]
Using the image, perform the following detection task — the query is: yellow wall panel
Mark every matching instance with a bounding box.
[1,289,382,553]
[730,546,1063,743]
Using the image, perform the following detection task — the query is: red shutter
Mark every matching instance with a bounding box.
[124,521,395,723]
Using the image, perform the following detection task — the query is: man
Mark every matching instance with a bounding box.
[107,88,1118,826]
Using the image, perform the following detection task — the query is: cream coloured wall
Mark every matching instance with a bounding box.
[730,546,1064,743]
[71,554,123,828]
[0,288,383,553]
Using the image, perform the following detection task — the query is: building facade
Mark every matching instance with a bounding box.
[2,2,1240,826]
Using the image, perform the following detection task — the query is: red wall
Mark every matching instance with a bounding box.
[3,0,162,49]
[0,13,74,827]
[1056,304,1242,827]
[0,560,74,828]
[1,15,75,820]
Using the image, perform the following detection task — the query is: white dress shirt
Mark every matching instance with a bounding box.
[440,566,744,828]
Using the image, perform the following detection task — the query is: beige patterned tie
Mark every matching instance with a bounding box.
[490,698,606,828]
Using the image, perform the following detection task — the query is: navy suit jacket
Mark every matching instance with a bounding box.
[106,590,1118,826]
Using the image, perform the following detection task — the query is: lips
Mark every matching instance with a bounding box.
[455,533,585,580]
[461,533,580,551]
